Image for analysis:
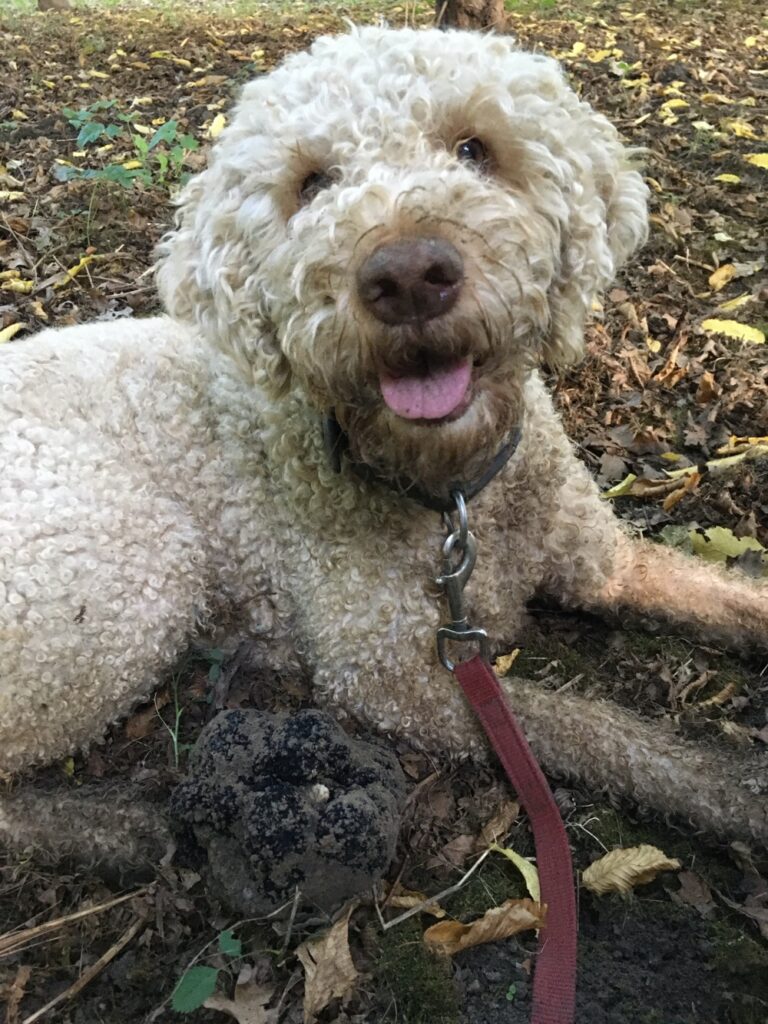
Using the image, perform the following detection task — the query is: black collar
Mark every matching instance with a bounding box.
[322,413,522,513]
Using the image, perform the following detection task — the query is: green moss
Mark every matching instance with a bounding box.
[374,918,460,1024]
[710,919,768,1007]
[447,856,529,920]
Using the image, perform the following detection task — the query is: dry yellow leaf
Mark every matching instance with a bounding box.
[0,190,25,202]
[209,113,227,140]
[423,899,546,956]
[689,526,766,566]
[54,254,96,289]
[493,649,520,675]
[718,293,751,312]
[582,845,681,895]
[150,50,192,69]
[122,159,143,170]
[714,174,740,184]
[622,76,650,90]
[297,905,359,1023]
[700,92,733,105]
[708,264,736,291]
[660,98,689,114]
[602,472,637,499]
[724,435,768,449]
[586,49,612,62]
[490,843,540,903]
[744,153,768,170]
[725,119,758,140]
[702,319,765,344]
[1,279,33,294]
[0,322,25,344]
[189,74,229,88]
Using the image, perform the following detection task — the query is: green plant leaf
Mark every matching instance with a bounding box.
[77,121,105,148]
[62,106,88,127]
[148,118,178,151]
[155,151,169,179]
[171,965,219,1013]
[218,928,242,957]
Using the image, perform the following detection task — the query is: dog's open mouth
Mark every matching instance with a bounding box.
[378,351,472,422]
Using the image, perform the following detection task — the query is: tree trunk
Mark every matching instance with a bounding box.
[436,0,506,30]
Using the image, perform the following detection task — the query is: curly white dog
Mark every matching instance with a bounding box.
[1,26,766,860]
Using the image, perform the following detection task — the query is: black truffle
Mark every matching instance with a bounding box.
[171,708,406,914]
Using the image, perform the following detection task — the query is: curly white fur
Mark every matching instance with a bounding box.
[1,27,766,858]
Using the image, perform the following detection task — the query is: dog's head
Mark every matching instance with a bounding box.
[157,26,647,497]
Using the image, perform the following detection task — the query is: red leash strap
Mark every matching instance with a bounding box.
[454,655,577,1024]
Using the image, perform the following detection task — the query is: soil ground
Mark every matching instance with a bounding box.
[0,1,767,1022]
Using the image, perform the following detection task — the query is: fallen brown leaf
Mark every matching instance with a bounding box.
[124,689,169,739]
[204,982,276,1024]
[695,370,721,404]
[672,871,716,918]
[386,887,446,919]
[478,799,520,847]
[423,898,546,956]
[296,904,359,1023]
[4,964,32,1024]
[431,833,476,870]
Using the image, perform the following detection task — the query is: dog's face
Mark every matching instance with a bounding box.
[158,27,647,495]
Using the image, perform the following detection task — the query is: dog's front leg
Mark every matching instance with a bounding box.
[315,643,767,845]
[589,533,768,652]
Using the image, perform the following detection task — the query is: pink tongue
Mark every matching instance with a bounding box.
[379,357,472,420]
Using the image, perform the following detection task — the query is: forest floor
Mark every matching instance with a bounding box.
[0,0,767,1022]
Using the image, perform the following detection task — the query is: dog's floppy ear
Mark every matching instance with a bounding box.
[156,169,292,396]
[543,112,648,369]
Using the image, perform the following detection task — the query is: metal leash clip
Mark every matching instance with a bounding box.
[435,490,490,671]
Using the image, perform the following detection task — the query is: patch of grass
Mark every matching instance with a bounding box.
[446,856,529,920]
[374,918,461,1024]
[505,0,558,15]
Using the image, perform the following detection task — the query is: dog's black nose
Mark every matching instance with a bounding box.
[356,237,464,325]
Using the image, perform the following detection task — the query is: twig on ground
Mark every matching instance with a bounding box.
[0,888,147,959]
[20,911,148,1024]
[376,848,492,931]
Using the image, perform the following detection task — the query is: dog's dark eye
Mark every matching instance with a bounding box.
[299,170,333,205]
[456,137,488,167]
